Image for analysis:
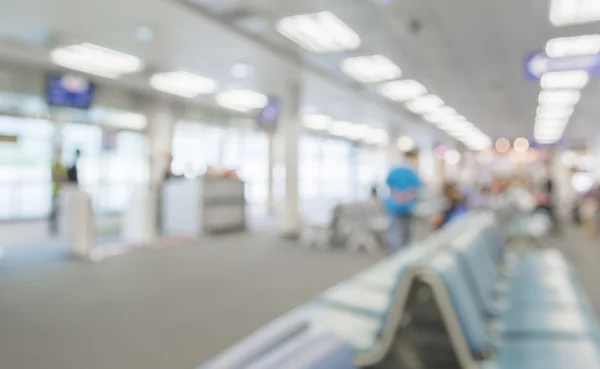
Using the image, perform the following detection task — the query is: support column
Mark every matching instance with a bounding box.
[278,78,302,238]
[387,126,401,169]
[147,98,180,185]
[267,131,276,213]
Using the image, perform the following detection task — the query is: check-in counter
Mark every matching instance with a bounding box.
[161,176,246,237]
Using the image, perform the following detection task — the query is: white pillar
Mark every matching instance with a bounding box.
[279,78,302,238]
[147,98,180,185]
[267,131,276,213]
[387,127,401,168]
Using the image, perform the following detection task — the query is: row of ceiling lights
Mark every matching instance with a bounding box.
[534,34,599,143]
[550,0,600,27]
[276,11,491,151]
[50,43,268,113]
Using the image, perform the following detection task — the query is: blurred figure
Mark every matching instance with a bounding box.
[370,184,378,201]
[67,149,81,185]
[534,176,560,235]
[579,184,599,238]
[164,154,176,180]
[385,150,422,251]
[471,184,492,208]
[432,182,468,230]
[50,150,67,234]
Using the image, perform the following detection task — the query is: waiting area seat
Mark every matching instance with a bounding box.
[198,211,600,369]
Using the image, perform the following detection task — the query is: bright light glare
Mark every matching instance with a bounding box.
[216,89,268,112]
[277,11,361,53]
[538,90,580,105]
[405,95,444,114]
[328,121,369,139]
[108,112,147,130]
[495,138,511,153]
[50,43,144,79]
[150,71,216,98]
[341,55,401,83]
[364,128,388,145]
[424,107,457,123]
[303,114,332,130]
[536,106,574,119]
[546,34,600,57]
[397,136,416,152]
[561,151,578,166]
[444,150,460,165]
[379,80,427,102]
[550,0,600,26]
[513,137,530,152]
[540,70,589,89]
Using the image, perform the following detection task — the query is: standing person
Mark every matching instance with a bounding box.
[50,150,67,234]
[67,149,81,185]
[385,150,422,251]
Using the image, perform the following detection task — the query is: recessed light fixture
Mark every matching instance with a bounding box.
[405,95,444,114]
[550,0,600,26]
[303,114,332,130]
[277,11,361,53]
[216,89,268,112]
[546,35,600,57]
[538,90,580,105]
[379,80,427,102]
[495,138,511,153]
[231,62,254,78]
[135,25,155,42]
[514,137,530,152]
[50,43,144,79]
[341,55,401,83]
[150,71,216,98]
[397,136,416,152]
[540,70,589,89]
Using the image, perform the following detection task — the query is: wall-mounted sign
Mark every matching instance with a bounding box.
[524,51,600,81]
[256,97,280,130]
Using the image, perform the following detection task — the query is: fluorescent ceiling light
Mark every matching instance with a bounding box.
[405,95,444,114]
[328,121,369,139]
[424,107,457,123]
[216,89,268,112]
[536,106,574,119]
[550,0,600,26]
[50,43,144,79]
[303,114,332,130]
[379,80,426,102]
[538,90,580,105]
[535,116,569,126]
[546,34,600,57]
[540,70,589,89]
[341,55,401,83]
[277,11,361,53]
[364,128,388,145]
[150,71,216,98]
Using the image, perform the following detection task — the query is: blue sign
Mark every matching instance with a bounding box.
[524,51,600,81]
[46,74,95,109]
[257,97,280,129]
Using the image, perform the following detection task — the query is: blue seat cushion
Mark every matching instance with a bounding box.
[496,338,600,369]
[497,306,599,338]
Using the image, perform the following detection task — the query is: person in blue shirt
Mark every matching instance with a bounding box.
[385,150,422,250]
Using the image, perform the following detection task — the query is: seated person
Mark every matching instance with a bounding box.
[432,183,468,230]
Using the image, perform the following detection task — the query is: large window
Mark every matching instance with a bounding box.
[61,124,149,214]
[0,116,54,219]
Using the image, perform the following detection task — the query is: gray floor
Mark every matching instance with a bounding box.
[1,224,599,369]
[0,232,383,369]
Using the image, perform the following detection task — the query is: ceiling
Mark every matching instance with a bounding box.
[0,0,599,146]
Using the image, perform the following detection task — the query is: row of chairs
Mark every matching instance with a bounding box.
[302,197,446,253]
[199,211,599,369]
